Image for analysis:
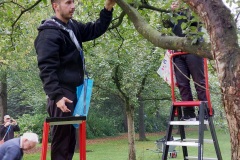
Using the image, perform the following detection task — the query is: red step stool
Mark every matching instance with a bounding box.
[41,116,87,160]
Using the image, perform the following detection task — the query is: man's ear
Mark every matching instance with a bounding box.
[52,2,58,12]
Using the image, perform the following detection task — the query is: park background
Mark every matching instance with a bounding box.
[0,0,237,159]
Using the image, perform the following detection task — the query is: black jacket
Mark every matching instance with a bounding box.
[0,124,20,142]
[162,11,200,37]
[34,8,113,102]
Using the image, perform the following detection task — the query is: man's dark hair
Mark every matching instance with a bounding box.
[51,0,60,12]
[51,0,60,4]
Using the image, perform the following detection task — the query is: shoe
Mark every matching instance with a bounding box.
[181,115,196,121]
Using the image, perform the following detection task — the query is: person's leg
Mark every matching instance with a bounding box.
[174,55,195,118]
[186,54,208,118]
[68,124,76,159]
[186,54,207,101]
[47,88,77,160]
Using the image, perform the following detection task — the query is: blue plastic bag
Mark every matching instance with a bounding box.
[73,78,93,128]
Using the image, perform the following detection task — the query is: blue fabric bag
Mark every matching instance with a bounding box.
[72,78,93,128]
[74,78,93,117]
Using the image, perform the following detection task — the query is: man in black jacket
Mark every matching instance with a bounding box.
[34,0,115,159]
[163,1,207,121]
[0,115,20,142]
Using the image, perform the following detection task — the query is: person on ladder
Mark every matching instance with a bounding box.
[34,0,116,159]
[163,0,208,121]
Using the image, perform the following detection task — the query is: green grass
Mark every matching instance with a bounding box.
[24,128,230,160]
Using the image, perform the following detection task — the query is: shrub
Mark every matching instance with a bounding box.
[86,112,119,139]
[16,113,47,141]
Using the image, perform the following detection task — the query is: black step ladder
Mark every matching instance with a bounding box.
[162,101,222,160]
[162,52,222,160]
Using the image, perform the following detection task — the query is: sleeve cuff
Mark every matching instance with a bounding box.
[55,95,64,103]
[104,7,114,13]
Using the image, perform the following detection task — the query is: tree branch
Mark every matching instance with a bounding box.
[12,0,42,29]
[10,0,42,45]
[138,3,169,13]
[137,74,147,97]
[115,0,213,59]
[109,11,126,29]
[112,65,129,101]
[11,0,25,9]
[235,11,240,23]
[109,2,169,30]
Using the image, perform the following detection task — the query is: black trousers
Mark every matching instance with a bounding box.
[173,54,207,117]
[47,88,77,160]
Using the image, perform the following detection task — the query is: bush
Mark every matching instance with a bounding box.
[16,112,120,141]
[16,113,48,141]
[87,112,119,139]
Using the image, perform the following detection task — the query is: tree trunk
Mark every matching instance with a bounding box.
[0,72,7,123]
[185,0,240,159]
[138,95,146,141]
[122,104,128,132]
[126,103,136,160]
[112,65,136,159]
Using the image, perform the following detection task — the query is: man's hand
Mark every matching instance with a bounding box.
[105,0,116,11]
[11,119,17,126]
[4,122,11,127]
[56,97,72,112]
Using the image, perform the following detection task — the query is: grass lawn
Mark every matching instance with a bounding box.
[24,127,230,160]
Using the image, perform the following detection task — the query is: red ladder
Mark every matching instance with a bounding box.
[169,52,213,115]
[41,116,87,160]
[162,52,222,160]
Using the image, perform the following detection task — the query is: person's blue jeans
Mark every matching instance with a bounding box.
[173,54,207,118]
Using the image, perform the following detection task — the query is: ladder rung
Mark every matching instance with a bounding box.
[173,101,202,106]
[173,138,214,143]
[186,156,217,160]
[169,121,208,125]
[45,116,86,125]
[183,138,213,143]
[48,120,84,125]
[166,141,198,147]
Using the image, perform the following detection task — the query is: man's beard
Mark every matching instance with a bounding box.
[61,12,73,20]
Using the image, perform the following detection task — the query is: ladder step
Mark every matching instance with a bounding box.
[183,138,213,143]
[170,121,208,125]
[186,156,217,160]
[166,141,198,147]
[173,101,201,106]
[173,137,213,143]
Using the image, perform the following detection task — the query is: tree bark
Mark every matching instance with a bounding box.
[122,103,128,132]
[138,95,146,141]
[126,103,136,160]
[185,1,240,159]
[0,72,7,123]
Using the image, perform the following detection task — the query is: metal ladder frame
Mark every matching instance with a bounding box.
[161,52,222,160]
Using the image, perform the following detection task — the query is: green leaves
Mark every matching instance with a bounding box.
[42,0,47,5]
[0,0,228,139]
